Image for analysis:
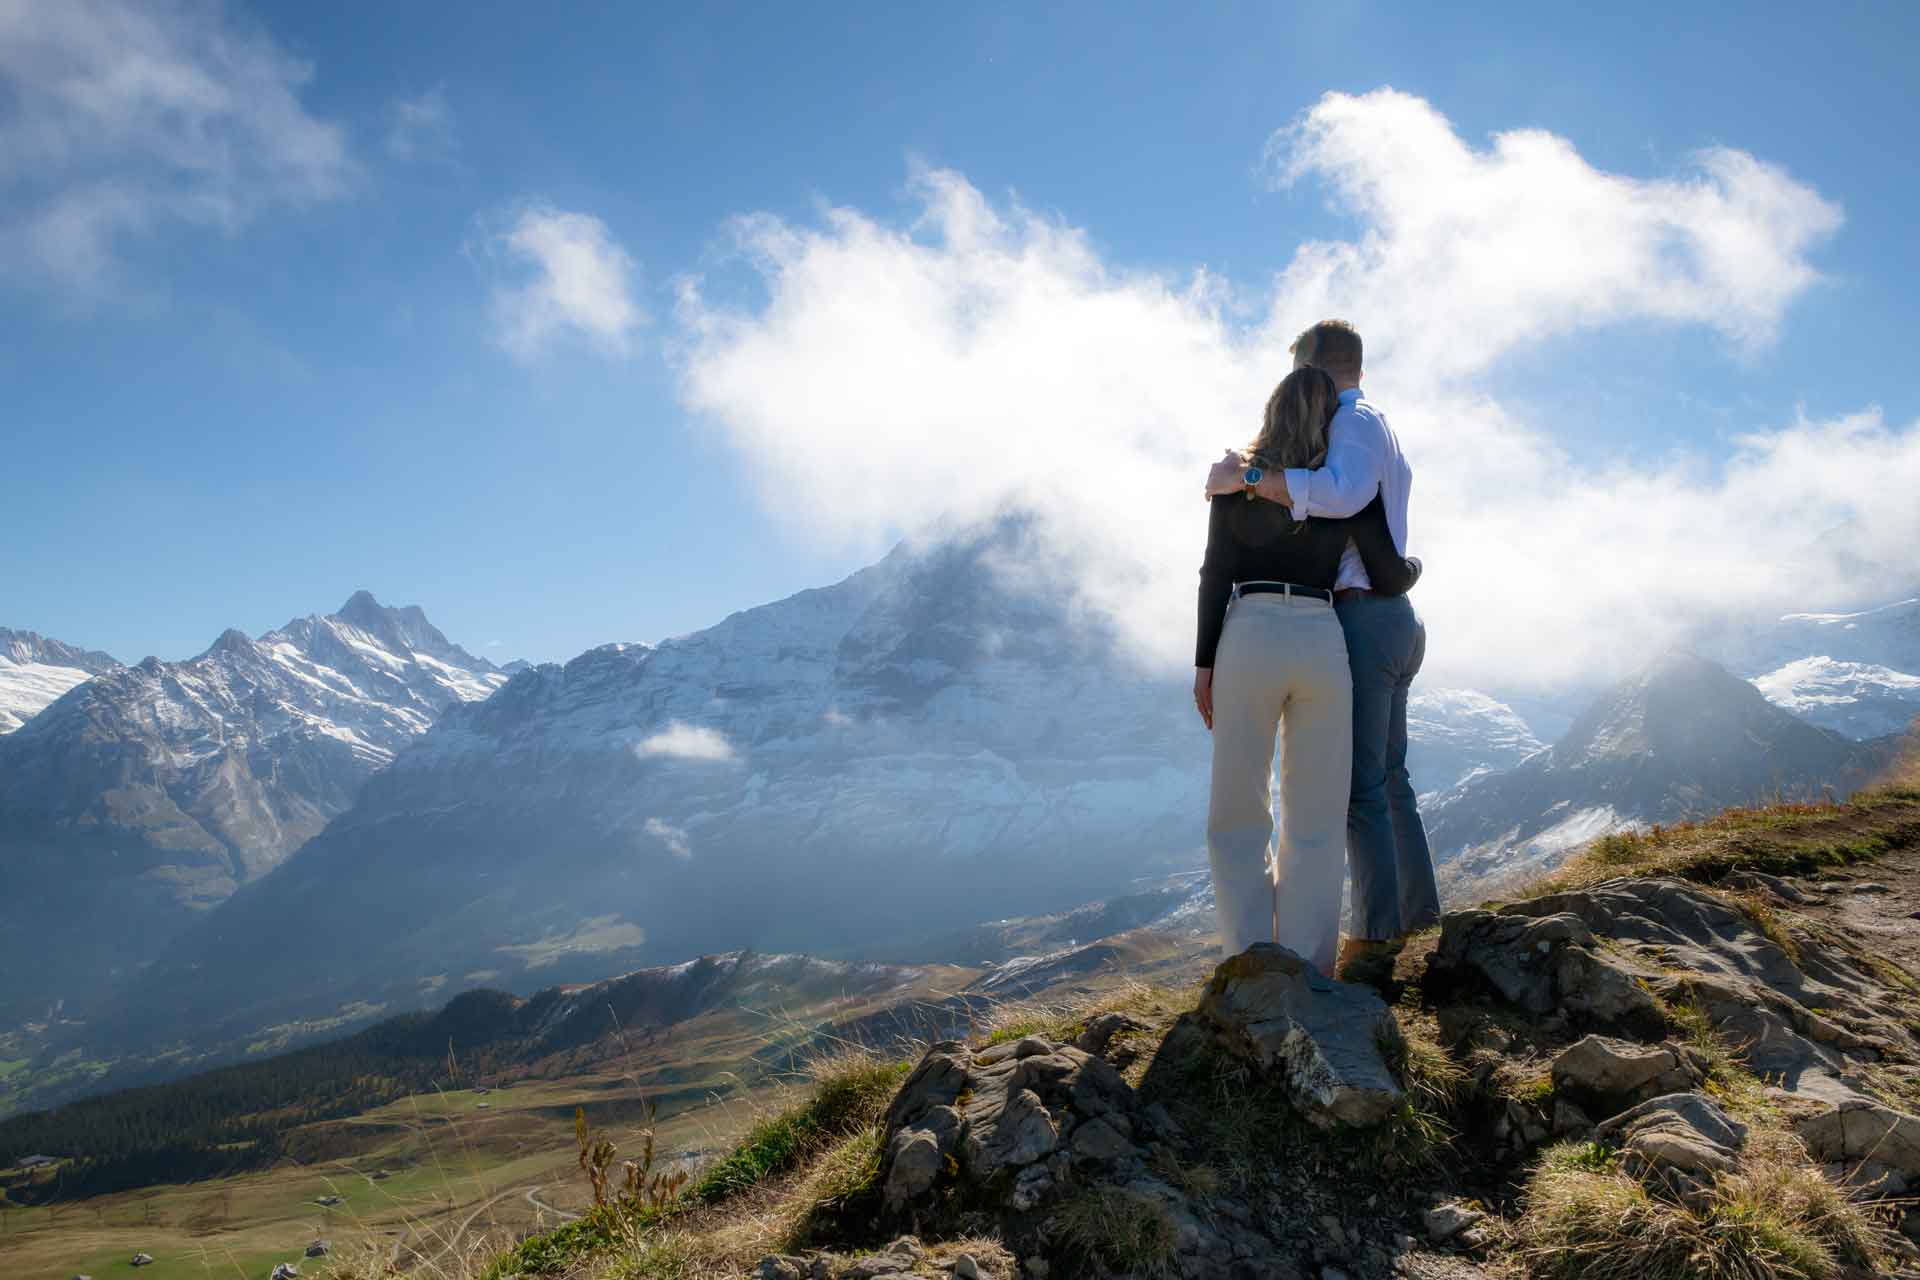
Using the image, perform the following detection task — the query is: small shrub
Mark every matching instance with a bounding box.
[1516,1141,1892,1280]
[1051,1186,1178,1279]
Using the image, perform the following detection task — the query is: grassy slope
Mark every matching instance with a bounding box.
[0,967,976,1280]
[457,755,1920,1280]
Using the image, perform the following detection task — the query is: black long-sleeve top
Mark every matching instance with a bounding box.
[1195,493,1420,668]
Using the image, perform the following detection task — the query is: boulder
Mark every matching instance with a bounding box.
[131,1257,155,1269]
[879,1037,1137,1218]
[1551,1035,1704,1109]
[1423,1201,1485,1242]
[271,1266,301,1280]
[1073,1011,1144,1060]
[304,1240,331,1258]
[1433,908,1661,1028]
[1796,1099,1920,1177]
[1196,944,1405,1127]
[876,1034,1287,1272]
[753,1257,810,1280]
[1597,1093,1748,1203]
[842,1237,925,1279]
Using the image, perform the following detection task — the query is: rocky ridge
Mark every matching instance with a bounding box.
[702,782,1920,1280]
[0,592,504,1029]
[1427,652,1895,887]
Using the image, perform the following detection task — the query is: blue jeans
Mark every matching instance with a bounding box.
[1334,594,1439,940]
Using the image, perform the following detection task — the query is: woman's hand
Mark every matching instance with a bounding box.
[1193,667,1214,730]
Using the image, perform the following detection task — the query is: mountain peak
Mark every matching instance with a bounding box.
[325,590,484,668]
[335,589,389,626]
[203,627,257,659]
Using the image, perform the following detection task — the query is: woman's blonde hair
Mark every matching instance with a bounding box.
[1245,366,1339,471]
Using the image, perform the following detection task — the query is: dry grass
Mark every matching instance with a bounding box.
[1050,1185,1178,1279]
[1515,1139,1890,1280]
[975,977,1191,1050]
[472,1052,906,1279]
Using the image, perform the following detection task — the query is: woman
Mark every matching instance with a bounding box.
[1194,366,1420,973]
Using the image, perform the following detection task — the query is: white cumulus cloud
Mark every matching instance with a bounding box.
[485,204,643,360]
[0,0,353,288]
[634,720,738,763]
[644,817,693,859]
[673,89,1913,691]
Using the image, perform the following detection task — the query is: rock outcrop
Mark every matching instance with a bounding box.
[1195,944,1405,1127]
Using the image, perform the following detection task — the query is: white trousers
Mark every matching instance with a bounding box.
[1205,593,1354,974]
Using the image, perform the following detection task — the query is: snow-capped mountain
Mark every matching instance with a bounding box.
[1425,652,1894,888]
[0,593,505,1028]
[96,520,1215,1052]
[1752,656,1920,739]
[0,628,120,733]
[76,518,1548,1060]
[1404,687,1545,797]
[1738,599,1920,738]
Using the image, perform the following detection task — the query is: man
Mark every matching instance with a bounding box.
[1205,320,1438,970]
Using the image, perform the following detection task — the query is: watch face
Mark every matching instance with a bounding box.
[1244,467,1263,485]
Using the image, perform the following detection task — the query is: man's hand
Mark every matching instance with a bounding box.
[1205,449,1248,499]
[1193,667,1214,730]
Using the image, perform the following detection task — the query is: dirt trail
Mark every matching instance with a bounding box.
[1780,834,1920,979]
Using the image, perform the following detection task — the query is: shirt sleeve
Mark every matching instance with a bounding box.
[1281,404,1388,520]
[1346,495,1421,596]
[1195,497,1234,668]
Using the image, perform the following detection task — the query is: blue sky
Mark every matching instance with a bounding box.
[4,1,1918,673]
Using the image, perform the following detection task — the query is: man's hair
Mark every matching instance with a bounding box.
[1289,319,1363,380]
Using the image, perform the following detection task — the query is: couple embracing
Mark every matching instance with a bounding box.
[1193,319,1436,978]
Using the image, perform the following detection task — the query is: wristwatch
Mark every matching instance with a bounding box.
[1242,465,1264,498]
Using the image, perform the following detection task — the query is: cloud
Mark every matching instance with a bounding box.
[644,816,693,859]
[1269,91,1843,373]
[634,720,738,763]
[0,0,352,288]
[484,205,643,360]
[386,86,456,162]
[672,90,1910,691]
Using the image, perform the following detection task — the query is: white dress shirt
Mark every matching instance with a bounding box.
[1281,388,1413,591]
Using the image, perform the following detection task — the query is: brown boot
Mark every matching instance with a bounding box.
[1335,936,1395,984]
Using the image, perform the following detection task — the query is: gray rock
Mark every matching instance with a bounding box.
[1197,943,1405,1127]
[1552,1035,1702,1107]
[878,1036,1135,1218]
[1721,870,1816,904]
[1553,1097,1595,1136]
[753,1256,810,1280]
[1069,1115,1135,1162]
[1074,1010,1145,1060]
[304,1241,330,1258]
[844,1247,918,1280]
[1423,1201,1485,1242]
[1598,1092,1748,1201]
[1434,907,1660,1027]
[270,1266,300,1280]
[1796,1099,1920,1176]
[131,1257,155,1269]
[952,1254,982,1280]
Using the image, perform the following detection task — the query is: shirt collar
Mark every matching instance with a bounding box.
[1338,387,1362,404]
